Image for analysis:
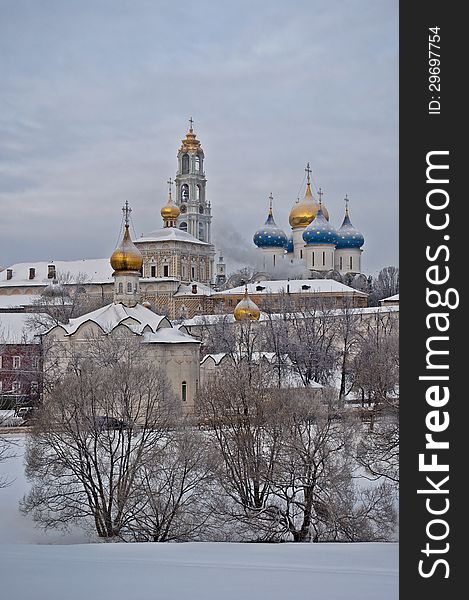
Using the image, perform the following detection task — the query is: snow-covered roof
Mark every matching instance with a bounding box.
[380,293,399,303]
[0,294,40,309]
[201,352,282,365]
[213,279,368,297]
[137,227,210,246]
[0,259,113,287]
[180,305,399,328]
[200,352,323,389]
[200,353,235,366]
[142,328,201,344]
[0,313,43,343]
[49,303,171,336]
[173,282,213,297]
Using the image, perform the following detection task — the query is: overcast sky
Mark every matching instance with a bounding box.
[0,0,398,275]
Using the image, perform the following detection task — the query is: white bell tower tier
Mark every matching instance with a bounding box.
[175,119,212,244]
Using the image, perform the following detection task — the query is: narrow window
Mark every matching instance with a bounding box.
[181,184,189,200]
[12,381,21,393]
[194,155,200,172]
[182,154,189,174]
[0,355,2,369]
[118,282,123,293]
[181,381,187,402]
[322,251,325,266]
[273,255,276,267]
[127,282,132,293]
[31,382,39,394]
[47,265,56,279]
[164,265,169,277]
[350,256,353,270]
[13,356,21,369]
[191,266,195,279]
[180,222,188,232]
[6,269,12,280]
[151,265,156,278]
[196,184,201,200]
[29,268,36,280]
[32,356,39,370]
[312,252,314,266]
[339,256,343,270]
[300,249,303,259]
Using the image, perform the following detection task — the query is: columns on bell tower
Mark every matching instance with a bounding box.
[175,118,212,243]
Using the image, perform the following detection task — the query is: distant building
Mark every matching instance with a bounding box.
[211,279,368,313]
[0,313,42,408]
[43,204,201,414]
[253,165,365,279]
[379,293,399,307]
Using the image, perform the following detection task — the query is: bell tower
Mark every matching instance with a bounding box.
[175,118,212,243]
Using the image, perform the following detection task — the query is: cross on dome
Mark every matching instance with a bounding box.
[122,201,132,226]
[305,162,312,184]
[318,187,324,204]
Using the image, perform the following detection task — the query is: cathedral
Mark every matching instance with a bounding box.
[253,164,365,279]
[0,122,367,319]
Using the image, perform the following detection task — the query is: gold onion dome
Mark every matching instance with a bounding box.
[110,224,143,272]
[234,287,261,321]
[161,190,180,221]
[289,164,329,229]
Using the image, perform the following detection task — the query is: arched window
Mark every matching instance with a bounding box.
[127,282,132,293]
[180,221,188,232]
[181,184,189,201]
[194,155,200,172]
[118,282,123,293]
[198,222,204,241]
[196,185,201,200]
[181,381,187,402]
[182,154,189,174]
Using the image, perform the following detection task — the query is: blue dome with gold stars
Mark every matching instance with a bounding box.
[335,201,364,249]
[253,199,288,249]
[303,205,337,245]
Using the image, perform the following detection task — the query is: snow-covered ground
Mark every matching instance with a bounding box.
[0,435,398,600]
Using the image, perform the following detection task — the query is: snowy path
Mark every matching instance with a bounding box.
[0,541,398,600]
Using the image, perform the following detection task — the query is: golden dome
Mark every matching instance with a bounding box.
[289,182,329,229]
[179,119,203,153]
[161,197,180,221]
[234,288,261,321]
[110,224,143,272]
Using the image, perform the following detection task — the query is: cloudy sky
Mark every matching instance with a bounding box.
[0,0,398,275]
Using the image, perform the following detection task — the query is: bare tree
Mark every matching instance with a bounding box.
[356,404,399,485]
[351,310,399,406]
[21,334,178,539]
[369,266,399,306]
[333,301,362,404]
[269,393,396,542]
[125,425,214,542]
[197,361,283,539]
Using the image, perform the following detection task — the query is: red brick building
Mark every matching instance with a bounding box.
[0,313,42,409]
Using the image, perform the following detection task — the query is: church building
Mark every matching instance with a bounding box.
[43,204,202,414]
[253,164,365,279]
